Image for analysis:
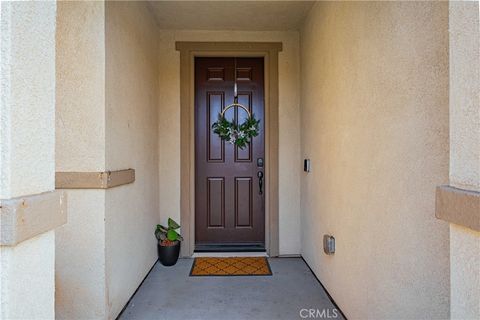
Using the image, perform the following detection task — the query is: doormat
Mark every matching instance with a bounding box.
[189,257,272,276]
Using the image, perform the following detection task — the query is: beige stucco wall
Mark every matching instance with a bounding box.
[56,2,160,319]
[449,1,480,193]
[300,2,450,318]
[55,1,106,172]
[0,1,57,319]
[105,2,159,318]
[1,231,55,319]
[448,2,480,319]
[55,2,108,319]
[0,0,56,199]
[55,191,107,319]
[450,224,480,319]
[158,30,301,255]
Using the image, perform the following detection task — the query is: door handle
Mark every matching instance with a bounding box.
[257,171,264,195]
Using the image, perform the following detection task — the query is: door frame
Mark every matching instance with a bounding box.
[176,42,282,257]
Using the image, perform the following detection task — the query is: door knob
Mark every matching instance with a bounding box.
[257,171,264,195]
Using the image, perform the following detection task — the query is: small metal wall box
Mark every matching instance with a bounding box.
[323,234,335,255]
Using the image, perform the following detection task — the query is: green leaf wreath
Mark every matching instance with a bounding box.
[212,113,260,149]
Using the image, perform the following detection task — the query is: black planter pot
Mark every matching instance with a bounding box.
[157,241,180,266]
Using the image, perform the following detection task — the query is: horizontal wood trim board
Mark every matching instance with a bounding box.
[55,169,135,189]
[0,191,67,246]
[175,42,283,52]
[435,185,480,231]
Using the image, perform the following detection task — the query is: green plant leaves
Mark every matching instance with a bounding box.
[155,224,168,240]
[212,114,260,149]
[157,224,168,233]
[155,219,182,242]
[168,218,180,230]
[167,229,179,241]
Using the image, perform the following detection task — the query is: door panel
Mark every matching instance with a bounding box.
[235,177,253,228]
[195,57,265,245]
[207,177,225,228]
[206,92,225,162]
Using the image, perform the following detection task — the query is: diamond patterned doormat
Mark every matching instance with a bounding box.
[189,257,272,276]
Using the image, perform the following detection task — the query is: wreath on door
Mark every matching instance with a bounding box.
[212,104,260,149]
[211,58,260,149]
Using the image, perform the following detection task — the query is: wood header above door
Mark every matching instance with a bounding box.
[175,42,282,53]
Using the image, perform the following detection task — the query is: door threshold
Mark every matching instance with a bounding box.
[192,252,268,258]
[194,243,265,253]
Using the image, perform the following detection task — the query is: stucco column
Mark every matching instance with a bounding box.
[55,2,160,319]
[0,1,64,319]
[446,1,480,319]
[54,2,108,319]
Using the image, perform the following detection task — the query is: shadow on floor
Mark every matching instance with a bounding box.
[118,257,344,320]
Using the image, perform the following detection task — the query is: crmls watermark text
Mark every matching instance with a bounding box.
[299,308,339,319]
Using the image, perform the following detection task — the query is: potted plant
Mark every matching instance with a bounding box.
[155,218,183,266]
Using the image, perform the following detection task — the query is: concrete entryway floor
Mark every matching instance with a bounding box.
[118,257,344,320]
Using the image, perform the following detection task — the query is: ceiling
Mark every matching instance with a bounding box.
[147,1,315,31]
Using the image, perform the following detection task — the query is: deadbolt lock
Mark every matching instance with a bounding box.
[257,158,264,167]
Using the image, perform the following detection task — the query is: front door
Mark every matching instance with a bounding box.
[195,57,265,250]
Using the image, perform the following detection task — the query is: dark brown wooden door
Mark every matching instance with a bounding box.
[195,57,265,247]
